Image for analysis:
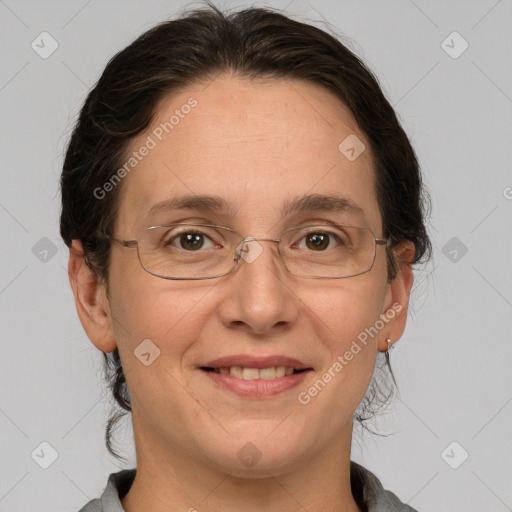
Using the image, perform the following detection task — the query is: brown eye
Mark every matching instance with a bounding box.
[305,233,331,251]
[300,232,344,251]
[178,233,205,251]
[163,231,215,251]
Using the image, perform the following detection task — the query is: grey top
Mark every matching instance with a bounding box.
[77,460,418,512]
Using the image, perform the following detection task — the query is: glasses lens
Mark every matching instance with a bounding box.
[280,225,377,278]
[138,224,239,279]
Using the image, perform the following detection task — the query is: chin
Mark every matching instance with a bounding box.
[196,429,313,477]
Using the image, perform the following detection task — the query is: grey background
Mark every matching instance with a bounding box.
[1,0,511,510]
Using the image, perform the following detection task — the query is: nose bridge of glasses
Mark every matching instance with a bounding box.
[242,236,281,244]
[233,236,281,263]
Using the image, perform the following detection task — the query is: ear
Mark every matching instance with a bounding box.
[68,239,117,353]
[379,240,415,352]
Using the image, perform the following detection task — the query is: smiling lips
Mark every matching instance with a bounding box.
[199,355,313,398]
[209,366,297,380]
[201,354,311,379]
[202,354,311,370]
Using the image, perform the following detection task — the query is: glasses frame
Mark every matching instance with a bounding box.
[101,223,390,280]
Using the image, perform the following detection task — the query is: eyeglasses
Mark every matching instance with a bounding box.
[102,222,389,280]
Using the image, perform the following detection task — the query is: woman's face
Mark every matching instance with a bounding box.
[76,74,412,475]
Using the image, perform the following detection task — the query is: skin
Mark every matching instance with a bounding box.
[69,74,414,512]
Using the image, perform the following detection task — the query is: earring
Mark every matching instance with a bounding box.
[385,337,393,363]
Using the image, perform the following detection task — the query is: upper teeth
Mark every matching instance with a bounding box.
[214,366,296,380]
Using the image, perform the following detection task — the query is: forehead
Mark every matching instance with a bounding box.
[114,74,381,234]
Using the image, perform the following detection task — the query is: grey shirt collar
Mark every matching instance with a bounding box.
[78,461,419,512]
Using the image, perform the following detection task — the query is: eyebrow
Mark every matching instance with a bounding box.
[144,193,364,223]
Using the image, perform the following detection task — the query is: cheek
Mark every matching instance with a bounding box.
[111,282,212,345]
[310,272,387,343]
[106,255,208,356]
[293,283,385,436]
[305,277,386,390]
[107,279,212,411]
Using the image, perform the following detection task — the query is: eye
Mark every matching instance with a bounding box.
[164,230,218,251]
[294,230,347,251]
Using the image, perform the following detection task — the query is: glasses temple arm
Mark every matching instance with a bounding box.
[100,231,138,248]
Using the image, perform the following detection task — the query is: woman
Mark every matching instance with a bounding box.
[61,3,431,511]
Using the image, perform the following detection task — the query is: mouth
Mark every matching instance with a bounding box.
[200,366,310,381]
[198,356,313,398]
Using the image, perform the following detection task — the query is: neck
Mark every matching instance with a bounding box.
[121,415,362,512]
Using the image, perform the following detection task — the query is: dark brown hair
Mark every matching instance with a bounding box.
[60,2,432,462]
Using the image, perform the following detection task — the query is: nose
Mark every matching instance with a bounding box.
[218,238,300,335]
